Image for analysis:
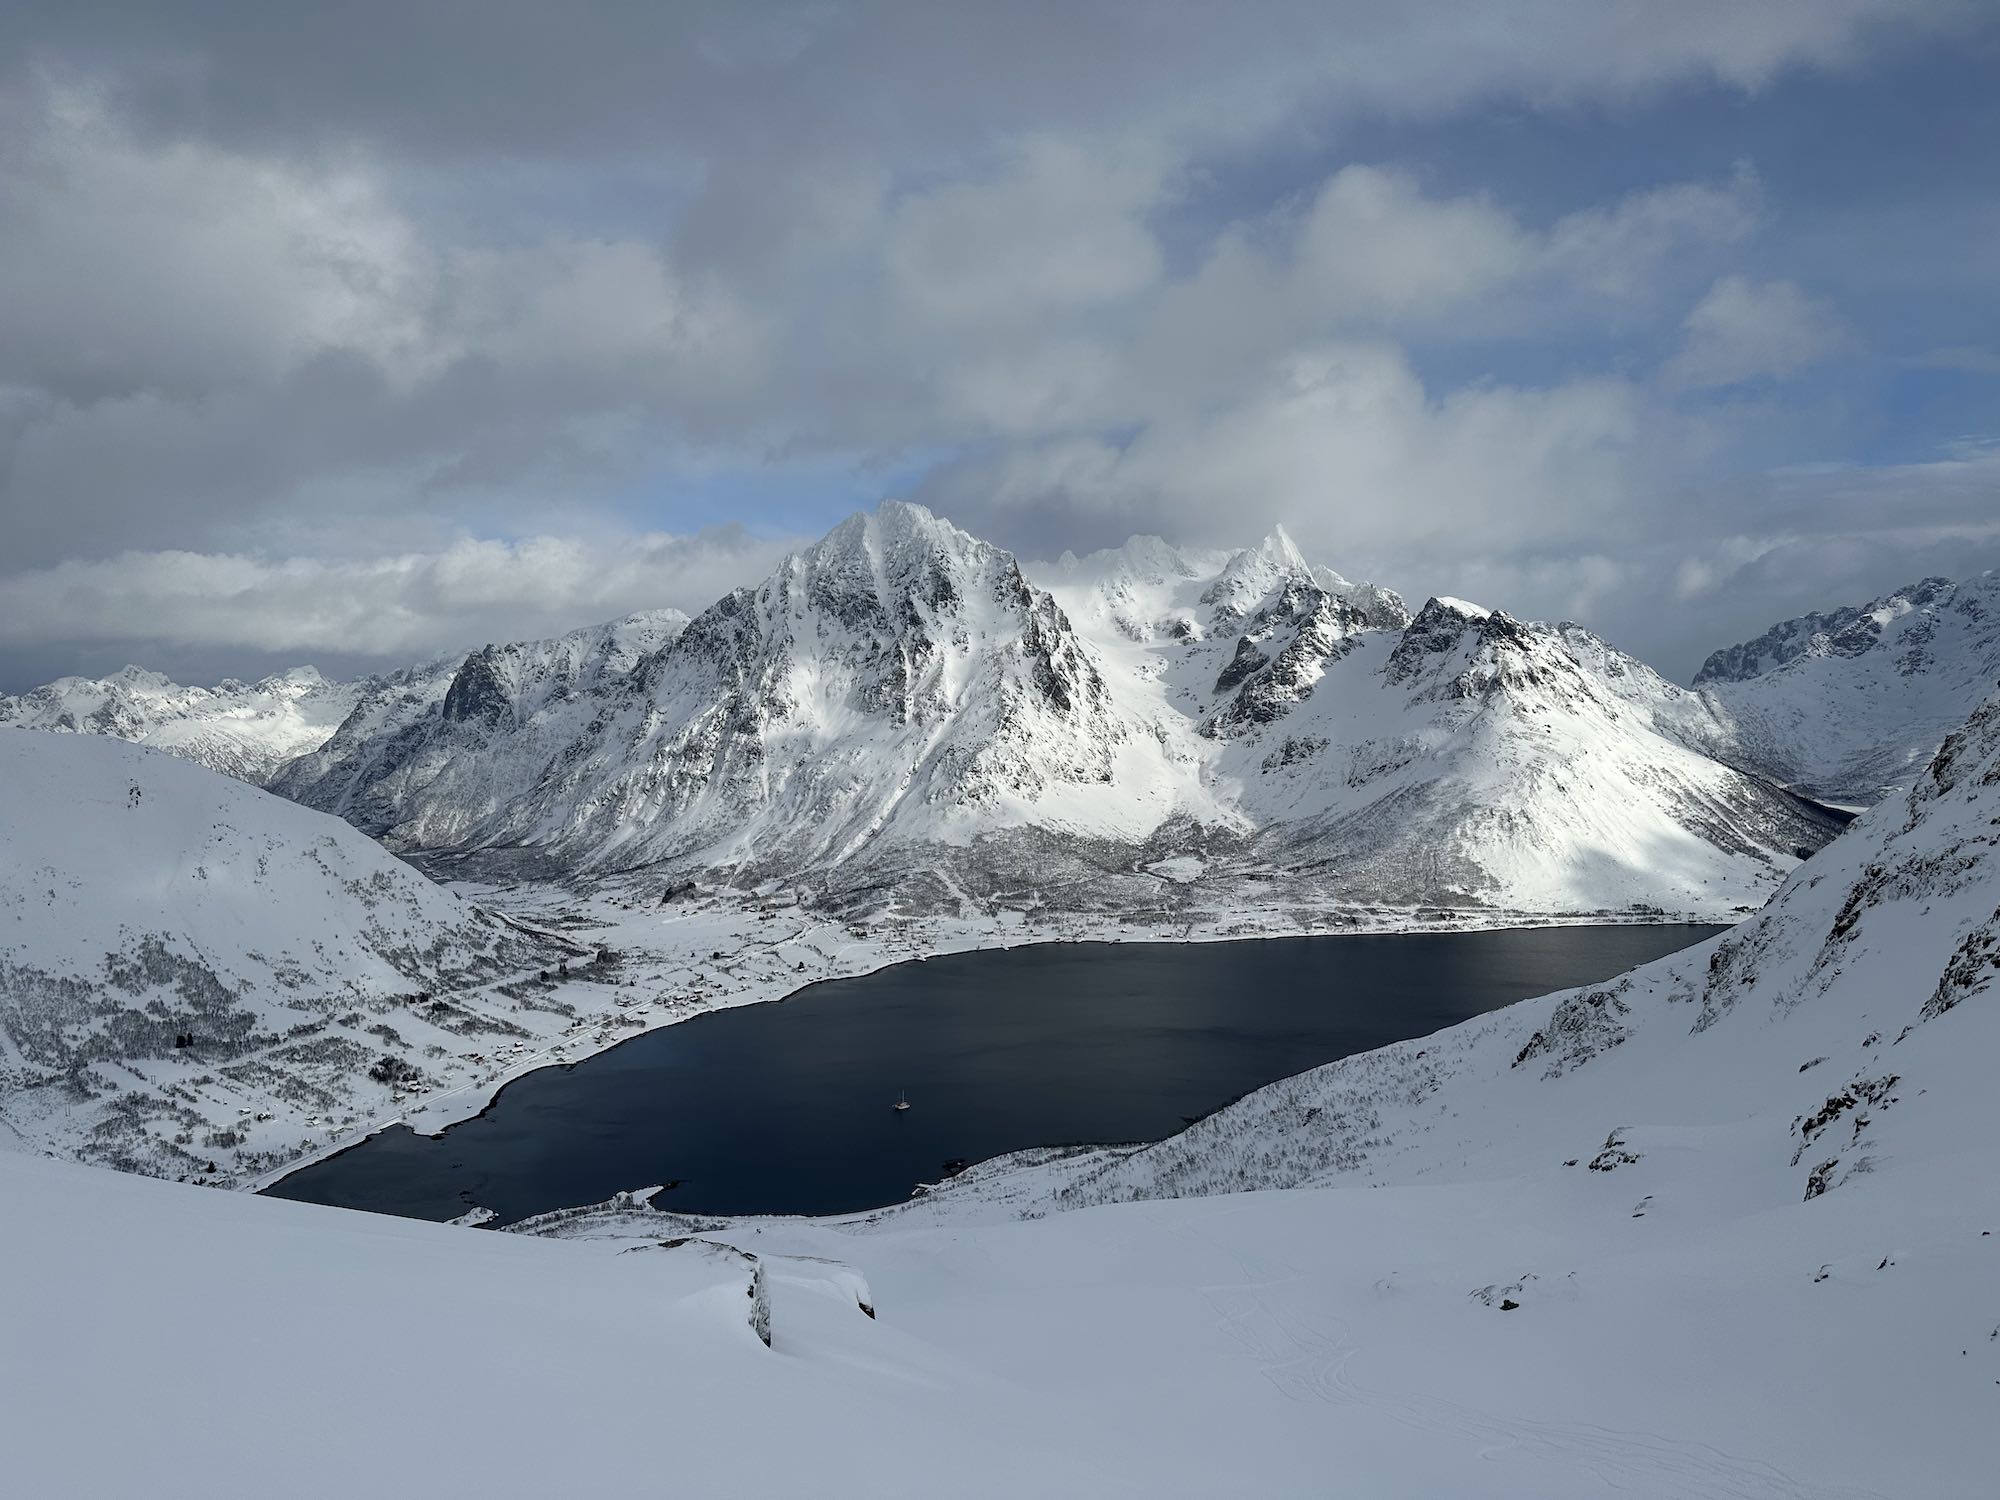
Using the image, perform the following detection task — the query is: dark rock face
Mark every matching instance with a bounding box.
[1694,577,1955,685]
[1382,598,1486,687]
[1512,980,1635,1078]
[441,648,517,730]
[1381,599,1574,704]
[1206,581,1373,735]
[1685,573,2000,805]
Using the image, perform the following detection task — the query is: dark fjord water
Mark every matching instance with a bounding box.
[267,924,1722,1226]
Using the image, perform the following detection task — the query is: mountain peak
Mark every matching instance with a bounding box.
[1202,527,1319,618]
[1428,595,1492,621]
[840,499,975,556]
[1259,524,1309,571]
[110,664,176,692]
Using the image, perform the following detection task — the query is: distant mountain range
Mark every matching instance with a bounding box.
[0,663,366,784]
[8,505,1996,919]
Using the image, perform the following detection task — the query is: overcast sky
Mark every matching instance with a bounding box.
[2,1,1997,691]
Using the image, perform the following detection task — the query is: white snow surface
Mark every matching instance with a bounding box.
[7,687,2000,1495]
[0,662,364,783]
[271,504,1839,919]
[1039,533,1832,914]
[1693,571,2000,803]
[0,729,563,1175]
[268,609,688,850]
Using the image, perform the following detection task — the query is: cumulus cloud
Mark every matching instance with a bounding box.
[0,91,429,401]
[885,140,1168,327]
[1664,275,1851,388]
[0,2,1992,687]
[926,341,1667,571]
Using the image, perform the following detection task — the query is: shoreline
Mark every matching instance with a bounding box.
[249,899,1735,1201]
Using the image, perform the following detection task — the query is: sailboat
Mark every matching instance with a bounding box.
[893,1090,911,1112]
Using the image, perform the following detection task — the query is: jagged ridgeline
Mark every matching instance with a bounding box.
[18,508,1987,919]
[271,504,1842,916]
[1690,572,2000,805]
[0,664,366,784]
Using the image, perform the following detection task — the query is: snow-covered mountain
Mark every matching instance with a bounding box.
[271,504,1837,917]
[270,609,687,853]
[283,506,1225,888]
[1040,528,1835,913]
[1693,572,2000,805]
[0,729,563,1177]
[0,663,365,784]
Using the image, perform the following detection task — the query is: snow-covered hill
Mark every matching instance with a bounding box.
[1693,572,2000,804]
[0,729,565,1177]
[273,505,1837,918]
[14,1083,1985,1498]
[0,663,366,783]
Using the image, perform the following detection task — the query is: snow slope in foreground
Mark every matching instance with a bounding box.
[3,1079,1986,1497]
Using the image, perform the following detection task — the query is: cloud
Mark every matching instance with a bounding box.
[0,2,1992,689]
[0,91,428,402]
[0,68,1780,577]
[1541,164,1764,298]
[0,529,803,662]
[885,140,1168,327]
[0,1,1955,165]
[1135,162,1760,386]
[1663,275,1850,388]
[0,87,773,566]
[927,341,1666,568]
[1902,345,2000,374]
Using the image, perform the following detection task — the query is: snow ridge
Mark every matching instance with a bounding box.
[1693,571,2000,802]
[0,663,366,784]
[265,505,1841,916]
[269,610,688,851]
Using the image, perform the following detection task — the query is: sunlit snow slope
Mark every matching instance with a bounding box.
[278,505,1838,916]
[1040,530,1838,912]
